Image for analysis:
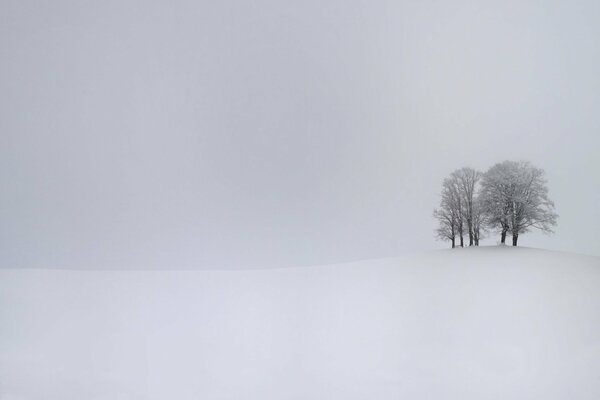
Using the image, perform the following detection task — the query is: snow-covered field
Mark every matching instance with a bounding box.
[1,246,599,400]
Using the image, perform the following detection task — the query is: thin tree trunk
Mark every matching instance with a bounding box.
[512,234,518,246]
[459,234,464,247]
[451,237,455,248]
[468,230,473,246]
[500,231,506,244]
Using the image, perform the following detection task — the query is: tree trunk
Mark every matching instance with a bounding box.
[468,230,473,246]
[512,234,518,246]
[451,237,455,248]
[459,234,464,247]
[500,231,506,244]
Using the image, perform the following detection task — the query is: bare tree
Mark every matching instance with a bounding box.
[451,167,481,246]
[480,161,558,246]
[433,207,456,248]
[434,176,464,248]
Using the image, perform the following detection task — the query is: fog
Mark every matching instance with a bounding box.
[1,0,599,269]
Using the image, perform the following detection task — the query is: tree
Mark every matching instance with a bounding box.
[451,167,482,246]
[480,162,513,244]
[471,195,486,246]
[480,161,558,246]
[434,176,464,248]
[433,207,456,248]
[506,162,558,245]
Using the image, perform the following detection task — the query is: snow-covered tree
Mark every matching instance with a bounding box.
[506,162,558,245]
[480,162,513,244]
[471,195,486,246]
[480,161,558,246]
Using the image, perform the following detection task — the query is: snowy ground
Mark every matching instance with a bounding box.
[1,246,599,400]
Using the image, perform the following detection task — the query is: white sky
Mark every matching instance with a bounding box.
[1,0,599,269]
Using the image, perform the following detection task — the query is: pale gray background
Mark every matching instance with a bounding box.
[1,0,599,269]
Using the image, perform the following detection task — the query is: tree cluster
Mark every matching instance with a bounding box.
[434,161,558,248]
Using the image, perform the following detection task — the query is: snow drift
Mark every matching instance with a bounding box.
[1,246,599,399]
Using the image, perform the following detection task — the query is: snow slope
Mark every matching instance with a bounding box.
[1,246,599,400]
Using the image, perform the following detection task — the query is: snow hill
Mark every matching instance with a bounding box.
[1,246,599,400]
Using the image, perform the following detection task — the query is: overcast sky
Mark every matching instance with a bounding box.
[1,0,599,269]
